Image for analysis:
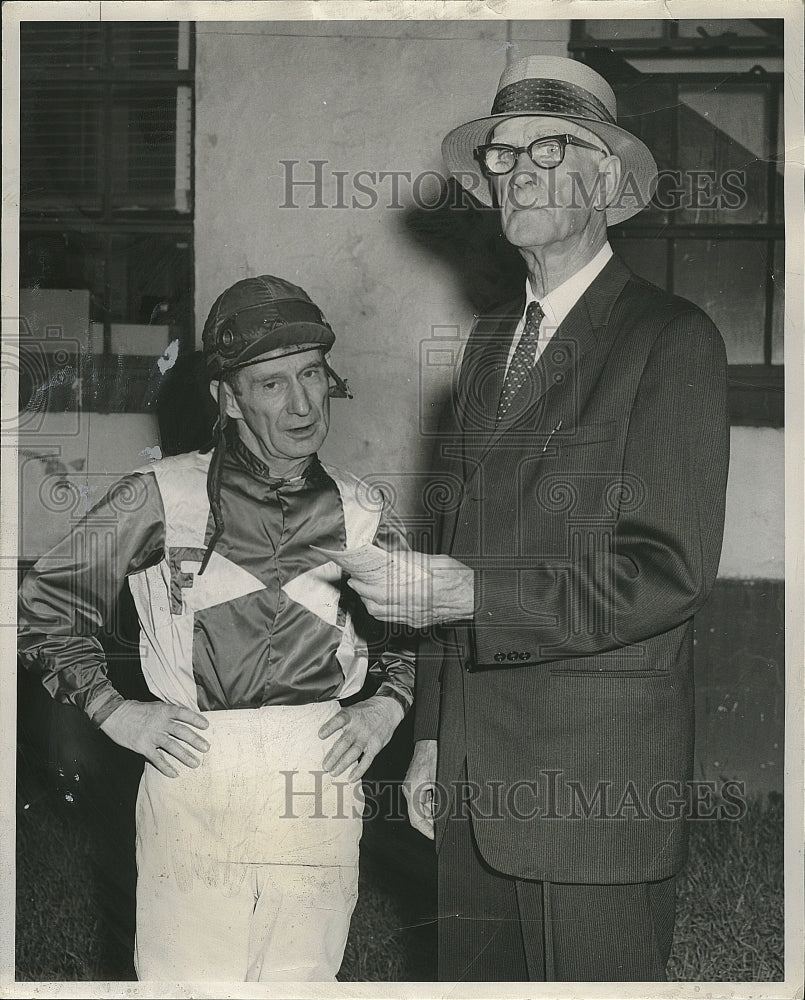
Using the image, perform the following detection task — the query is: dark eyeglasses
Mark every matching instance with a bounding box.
[474,134,608,176]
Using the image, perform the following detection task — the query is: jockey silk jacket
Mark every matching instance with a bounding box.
[17,435,415,726]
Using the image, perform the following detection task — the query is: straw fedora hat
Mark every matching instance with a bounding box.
[442,55,658,225]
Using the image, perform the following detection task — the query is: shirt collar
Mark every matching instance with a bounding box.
[524,242,613,331]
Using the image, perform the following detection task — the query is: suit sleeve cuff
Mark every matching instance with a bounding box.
[470,567,556,667]
[413,695,440,741]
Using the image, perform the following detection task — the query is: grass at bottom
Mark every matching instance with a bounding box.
[16,762,107,981]
[667,792,784,981]
[15,762,783,983]
[339,814,437,982]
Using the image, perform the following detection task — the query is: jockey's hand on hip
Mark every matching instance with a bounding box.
[318,695,405,780]
[101,700,210,778]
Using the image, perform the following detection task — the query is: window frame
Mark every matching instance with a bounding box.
[570,21,785,427]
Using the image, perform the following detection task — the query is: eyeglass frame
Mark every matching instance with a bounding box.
[474,133,609,176]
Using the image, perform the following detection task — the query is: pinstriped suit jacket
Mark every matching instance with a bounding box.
[414,255,730,884]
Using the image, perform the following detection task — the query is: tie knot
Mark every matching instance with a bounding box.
[525,300,544,334]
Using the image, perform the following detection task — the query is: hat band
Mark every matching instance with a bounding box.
[491,79,617,126]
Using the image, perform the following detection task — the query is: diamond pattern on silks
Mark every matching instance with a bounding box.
[497,300,545,422]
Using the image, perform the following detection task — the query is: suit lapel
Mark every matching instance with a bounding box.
[456,301,523,463]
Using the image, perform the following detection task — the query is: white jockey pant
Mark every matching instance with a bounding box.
[133,702,363,981]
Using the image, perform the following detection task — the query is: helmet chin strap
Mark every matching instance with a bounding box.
[325,360,353,399]
[199,382,229,575]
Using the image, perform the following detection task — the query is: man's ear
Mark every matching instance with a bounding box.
[597,154,622,212]
[209,378,243,421]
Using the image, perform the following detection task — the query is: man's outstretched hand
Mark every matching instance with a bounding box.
[318,696,405,781]
[100,700,210,777]
[346,552,474,629]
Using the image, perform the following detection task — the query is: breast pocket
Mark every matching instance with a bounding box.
[524,420,637,535]
[551,420,616,451]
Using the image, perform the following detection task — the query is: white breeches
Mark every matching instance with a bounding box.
[133,702,363,981]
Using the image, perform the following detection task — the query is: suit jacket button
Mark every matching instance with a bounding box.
[494,652,506,663]
[519,651,531,661]
[507,651,519,661]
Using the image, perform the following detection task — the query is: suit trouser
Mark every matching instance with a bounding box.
[133,703,363,981]
[437,805,676,982]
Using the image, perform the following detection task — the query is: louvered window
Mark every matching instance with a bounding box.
[19,23,194,413]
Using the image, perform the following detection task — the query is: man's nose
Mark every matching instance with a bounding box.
[511,149,540,185]
[287,379,313,415]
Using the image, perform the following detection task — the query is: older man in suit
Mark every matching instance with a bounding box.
[347,55,730,981]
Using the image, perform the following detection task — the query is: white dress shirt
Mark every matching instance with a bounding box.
[504,242,614,374]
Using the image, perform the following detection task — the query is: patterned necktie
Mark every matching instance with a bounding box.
[497,300,545,422]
